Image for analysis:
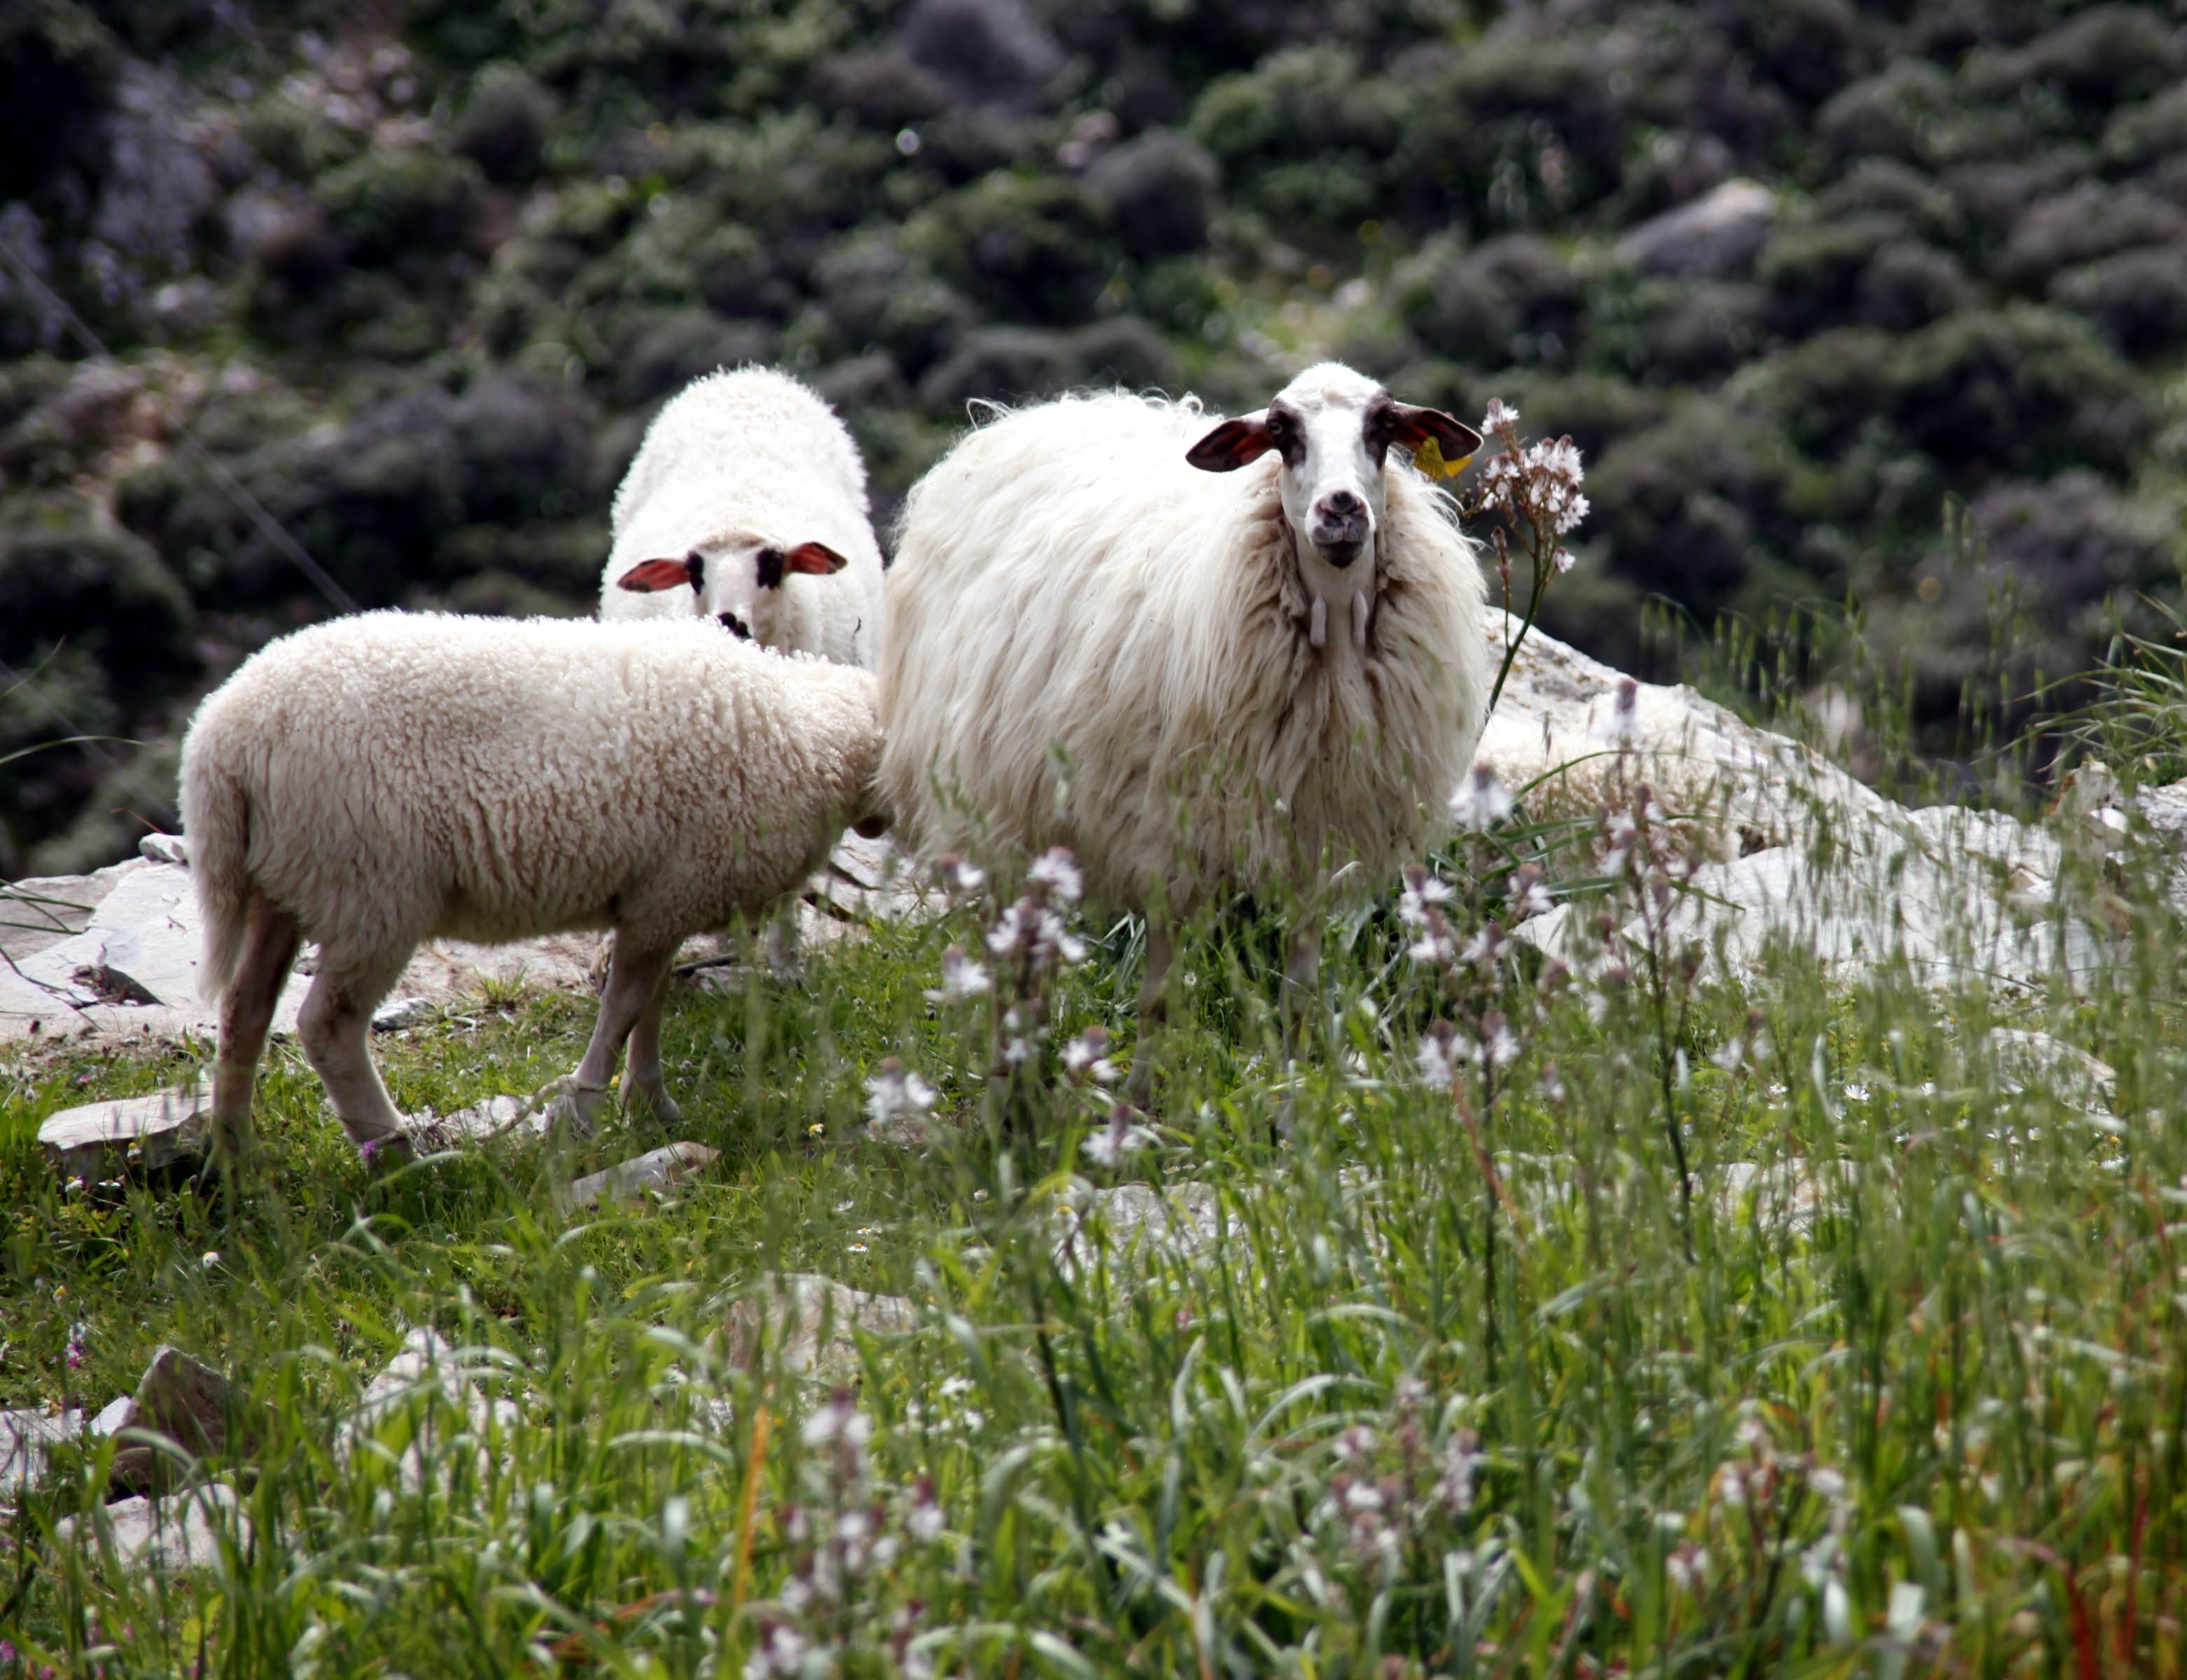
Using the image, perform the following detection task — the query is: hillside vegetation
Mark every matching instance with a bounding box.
[3,0,2186,872]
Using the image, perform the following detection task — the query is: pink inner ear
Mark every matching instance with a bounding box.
[1185,417,1275,473]
[617,557,698,592]
[784,540,849,575]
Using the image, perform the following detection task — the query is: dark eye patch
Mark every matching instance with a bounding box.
[1265,400,1307,467]
[755,547,786,590]
[718,611,753,640]
[1361,396,1398,465]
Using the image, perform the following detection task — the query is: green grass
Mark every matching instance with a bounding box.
[3,789,2186,1677]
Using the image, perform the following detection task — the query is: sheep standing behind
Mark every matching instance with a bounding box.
[181,611,882,1163]
[601,367,886,668]
[881,363,1490,1104]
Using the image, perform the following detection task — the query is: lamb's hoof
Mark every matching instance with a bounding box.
[358,1132,418,1175]
[629,1085,683,1126]
[536,1076,604,1140]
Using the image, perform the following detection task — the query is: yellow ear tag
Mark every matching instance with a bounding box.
[1413,438,1474,480]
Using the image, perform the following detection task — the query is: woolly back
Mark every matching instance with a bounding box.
[610,368,878,568]
[882,390,1489,915]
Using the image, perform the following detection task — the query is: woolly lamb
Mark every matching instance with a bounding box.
[181,611,882,1162]
[602,367,886,668]
[880,362,1491,1104]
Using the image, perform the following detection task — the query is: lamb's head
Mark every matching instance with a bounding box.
[615,539,848,645]
[1185,363,1479,648]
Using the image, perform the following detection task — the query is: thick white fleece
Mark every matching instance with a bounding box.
[879,387,1490,917]
[183,611,881,997]
[601,367,886,668]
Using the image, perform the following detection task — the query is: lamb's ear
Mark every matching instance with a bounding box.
[783,540,849,575]
[1389,405,1483,461]
[617,553,704,593]
[1185,414,1275,472]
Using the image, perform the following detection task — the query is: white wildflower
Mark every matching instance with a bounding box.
[1082,1107,1156,1166]
[1026,846,1083,905]
[1437,1428,1481,1514]
[935,855,984,895]
[1481,398,1520,433]
[933,945,989,1000]
[1479,1011,1521,1070]
[1408,923,1458,967]
[1509,866,1555,920]
[1397,865,1453,927]
[1666,1542,1709,1596]
[1417,1022,1459,1091]
[1063,1027,1118,1084]
[1809,1464,1847,1503]
[801,1388,872,1448]
[1593,677,1642,746]
[865,1057,937,1129]
[1449,764,1514,832]
[1460,920,1509,968]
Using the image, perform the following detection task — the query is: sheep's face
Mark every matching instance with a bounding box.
[1185,363,1479,648]
[615,540,848,645]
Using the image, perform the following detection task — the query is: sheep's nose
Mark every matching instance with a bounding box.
[1311,492,1370,565]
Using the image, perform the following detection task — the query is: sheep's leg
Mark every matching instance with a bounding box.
[298,955,410,1150]
[1123,919,1175,1110]
[623,956,683,1125]
[1278,923,1324,1140]
[566,940,676,1132]
[207,899,301,1175]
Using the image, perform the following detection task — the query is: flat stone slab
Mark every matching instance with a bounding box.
[54,1483,246,1572]
[39,1073,213,1181]
[565,1142,720,1209]
[722,1274,918,1380]
[0,1408,85,1495]
[2,832,927,1045]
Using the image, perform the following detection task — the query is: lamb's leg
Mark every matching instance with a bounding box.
[1278,922,1324,1140]
[623,955,682,1124]
[207,899,301,1175]
[1122,918,1175,1110]
[565,940,676,1133]
[297,955,409,1150]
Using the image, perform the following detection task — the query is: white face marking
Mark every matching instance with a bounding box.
[1263,364,1394,652]
[696,541,783,647]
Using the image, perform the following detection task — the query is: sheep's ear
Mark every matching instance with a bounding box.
[618,554,704,593]
[1186,415,1275,472]
[784,540,849,575]
[1389,405,1483,461]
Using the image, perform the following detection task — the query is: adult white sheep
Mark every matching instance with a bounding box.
[181,611,882,1166]
[880,361,1491,1105]
[601,367,886,668]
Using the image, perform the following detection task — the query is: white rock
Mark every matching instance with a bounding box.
[564,1141,720,1209]
[371,996,433,1032]
[1976,1028,2116,1112]
[1517,802,2113,992]
[722,1275,918,1380]
[337,1326,520,1492]
[1476,608,1885,855]
[1056,1181,1224,1272]
[1616,178,1777,276]
[53,1483,246,1572]
[0,1408,85,1494]
[137,833,189,866]
[39,1073,213,1180]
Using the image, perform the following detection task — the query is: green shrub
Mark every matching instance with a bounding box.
[1888,304,2146,479]
[904,170,1112,324]
[315,147,490,266]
